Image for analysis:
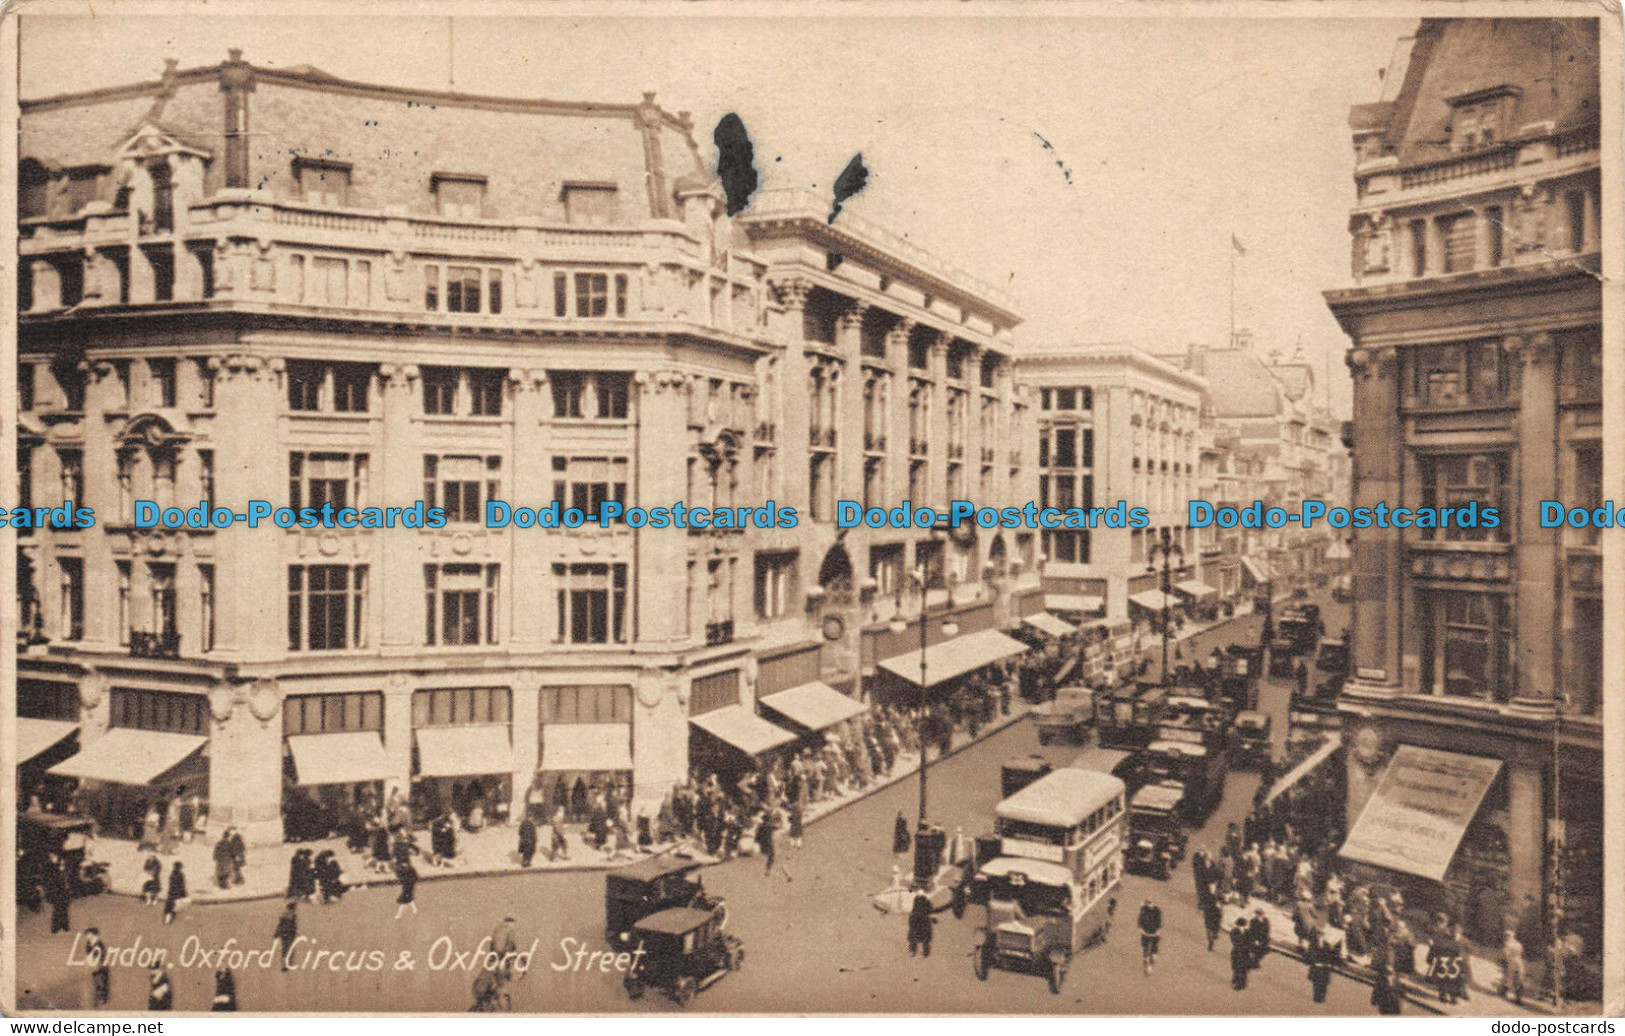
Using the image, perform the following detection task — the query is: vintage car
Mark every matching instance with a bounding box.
[605,856,711,944]
[1267,637,1299,678]
[1124,782,1187,879]
[1231,710,1272,768]
[1277,607,1323,655]
[1094,684,1169,749]
[1314,635,1350,678]
[1002,756,1055,799]
[621,904,742,1007]
[1034,686,1096,746]
[1138,736,1227,821]
[16,813,105,911]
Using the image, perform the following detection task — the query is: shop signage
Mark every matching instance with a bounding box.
[1339,745,1502,882]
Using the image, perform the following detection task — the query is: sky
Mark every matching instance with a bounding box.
[19,6,1418,418]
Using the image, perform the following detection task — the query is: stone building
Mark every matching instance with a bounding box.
[15,56,1034,844]
[1324,18,1603,975]
[1013,346,1206,625]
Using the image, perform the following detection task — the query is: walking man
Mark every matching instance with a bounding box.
[1137,898,1163,974]
[1230,918,1252,991]
[273,902,298,972]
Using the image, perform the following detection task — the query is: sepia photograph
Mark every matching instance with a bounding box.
[4,0,1619,1018]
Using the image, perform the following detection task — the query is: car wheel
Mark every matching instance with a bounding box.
[674,976,696,1008]
[973,945,990,981]
[624,979,645,1001]
[1048,958,1067,995]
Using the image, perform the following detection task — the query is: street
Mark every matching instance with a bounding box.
[19,592,1391,1016]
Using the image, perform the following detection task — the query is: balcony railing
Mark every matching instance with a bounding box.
[754,422,777,444]
[981,446,996,464]
[809,427,837,449]
[704,620,734,647]
[129,629,181,659]
[910,438,928,457]
[864,431,887,452]
[948,444,965,460]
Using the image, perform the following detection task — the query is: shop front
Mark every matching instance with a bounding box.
[757,680,868,744]
[686,667,797,780]
[410,687,515,826]
[537,684,635,823]
[281,691,394,842]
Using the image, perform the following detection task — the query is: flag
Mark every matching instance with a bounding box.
[1231,233,1248,257]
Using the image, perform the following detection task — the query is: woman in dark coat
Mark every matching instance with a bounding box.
[788,799,805,849]
[141,855,163,905]
[517,815,538,867]
[213,834,235,890]
[370,819,392,873]
[273,903,298,971]
[907,893,935,958]
[211,967,238,1011]
[314,850,346,904]
[893,811,911,855]
[393,858,419,919]
[162,862,187,925]
[287,848,314,901]
[1307,934,1333,1004]
[147,967,173,1011]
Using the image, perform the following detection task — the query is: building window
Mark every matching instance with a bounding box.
[333,364,369,412]
[1572,445,1602,546]
[110,689,206,735]
[425,563,499,647]
[289,452,367,510]
[1419,453,1509,542]
[870,544,903,597]
[916,540,945,590]
[198,564,214,652]
[1042,529,1090,564]
[284,692,383,736]
[563,184,619,225]
[688,670,740,717]
[147,563,177,643]
[1410,341,1510,407]
[1440,213,1475,273]
[413,687,511,728]
[288,564,367,651]
[446,266,482,313]
[553,563,627,645]
[307,257,348,306]
[286,361,372,413]
[115,561,131,646]
[1484,205,1504,267]
[59,557,84,640]
[57,449,83,510]
[1558,332,1602,404]
[425,455,501,523]
[754,552,798,620]
[295,160,351,207]
[1565,190,1587,252]
[148,359,177,408]
[1409,219,1427,277]
[198,450,215,507]
[549,371,629,419]
[574,273,608,318]
[467,369,504,416]
[553,273,567,317]
[432,174,486,219]
[425,266,439,311]
[1421,591,1512,702]
[422,367,458,415]
[541,685,632,724]
[287,360,322,411]
[551,456,628,513]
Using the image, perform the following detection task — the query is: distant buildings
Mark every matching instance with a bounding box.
[1324,17,1602,980]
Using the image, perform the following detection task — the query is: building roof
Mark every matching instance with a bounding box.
[1173,346,1281,419]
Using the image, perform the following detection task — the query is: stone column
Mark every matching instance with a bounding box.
[211,354,284,662]
[635,371,691,645]
[381,674,415,804]
[835,302,867,502]
[509,369,552,648]
[928,333,950,509]
[1512,333,1558,702]
[1345,346,1404,693]
[633,668,687,814]
[771,279,812,514]
[885,320,914,504]
[210,684,289,846]
[79,363,123,649]
[509,669,541,820]
[377,364,421,650]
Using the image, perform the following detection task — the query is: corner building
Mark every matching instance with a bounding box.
[1324,18,1603,974]
[14,56,1034,845]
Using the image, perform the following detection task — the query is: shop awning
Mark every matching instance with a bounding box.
[1264,737,1340,807]
[878,629,1029,689]
[758,682,867,733]
[541,724,632,772]
[17,718,78,764]
[1045,594,1104,614]
[414,725,515,779]
[1242,556,1272,585]
[49,728,206,785]
[286,732,394,787]
[1175,579,1217,600]
[1024,613,1077,638]
[1128,589,1175,612]
[1339,745,1503,882]
[689,706,797,757]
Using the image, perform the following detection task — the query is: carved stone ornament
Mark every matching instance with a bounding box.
[1351,724,1387,773]
[636,670,666,709]
[248,681,280,723]
[209,687,237,723]
[79,677,105,711]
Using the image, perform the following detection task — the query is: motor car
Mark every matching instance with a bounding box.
[605,856,711,944]
[1124,781,1187,879]
[1001,756,1054,799]
[16,813,105,909]
[1231,710,1272,768]
[1268,637,1298,678]
[621,904,742,1007]
[1034,686,1096,746]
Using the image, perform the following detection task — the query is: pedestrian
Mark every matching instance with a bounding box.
[1249,907,1271,970]
[141,855,163,906]
[907,893,935,958]
[1392,915,1417,980]
[757,811,777,877]
[177,786,196,845]
[1372,962,1403,1015]
[1137,899,1163,974]
[273,903,298,971]
[227,827,247,886]
[46,855,72,934]
[162,861,187,925]
[287,847,315,901]
[1307,933,1332,1004]
[1499,929,1524,1004]
[314,850,346,904]
[893,811,911,856]
[788,798,805,849]
[83,928,111,1008]
[1202,891,1223,953]
[517,814,538,867]
[1230,918,1251,990]
[213,830,235,890]
[393,857,419,920]
[212,967,238,1011]
[1427,923,1463,1005]
[147,966,172,1011]
[549,805,570,861]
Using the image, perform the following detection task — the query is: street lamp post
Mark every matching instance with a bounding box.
[889,530,958,829]
[1146,528,1185,685]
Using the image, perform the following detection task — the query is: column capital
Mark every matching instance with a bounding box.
[769,276,814,311]
[1507,332,1555,369]
[885,317,916,348]
[836,299,868,332]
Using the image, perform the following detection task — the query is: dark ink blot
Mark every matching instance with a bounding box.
[1032,132,1074,185]
[829,153,868,224]
[713,113,759,216]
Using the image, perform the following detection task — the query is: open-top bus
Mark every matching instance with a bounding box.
[971,768,1126,994]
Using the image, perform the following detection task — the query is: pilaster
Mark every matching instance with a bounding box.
[1513,333,1558,701]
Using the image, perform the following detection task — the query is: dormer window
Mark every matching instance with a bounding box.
[562,183,618,225]
[433,173,486,219]
[295,159,352,207]
[1446,85,1520,153]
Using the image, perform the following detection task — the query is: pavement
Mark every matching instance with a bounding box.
[83,697,1038,904]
